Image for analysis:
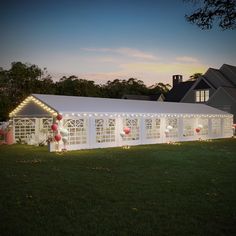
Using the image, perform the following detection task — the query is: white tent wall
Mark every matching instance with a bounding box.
[13,117,53,145]
[48,115,233,152]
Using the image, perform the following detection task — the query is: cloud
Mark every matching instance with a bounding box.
[120,62,207,75]
[52,62,207,86]
[81,47,158,60]
[175,56,199,63]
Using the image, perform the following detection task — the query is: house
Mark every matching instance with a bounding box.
[122,93,164,101]
[165,75,195,102]
[165,65,236,123]
[9,94,233,151]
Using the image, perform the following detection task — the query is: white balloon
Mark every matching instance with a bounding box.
[198,124,203,129]
[165,129,170,133]
[62,137,68,143]
[60,128,69,136]
[167,125,173,130]
[120,131,126,137]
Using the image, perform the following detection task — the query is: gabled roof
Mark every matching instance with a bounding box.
[204,68,235,88]
[221,87,236,102]
[207,87,236,106]
[171,64,236,103]
[29,94,230,116]
[220,64,236,86]
[165,81,195,102]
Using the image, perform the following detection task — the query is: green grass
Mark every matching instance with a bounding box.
[0,139,236,236]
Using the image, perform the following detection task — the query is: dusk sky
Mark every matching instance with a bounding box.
[1,0,236,85]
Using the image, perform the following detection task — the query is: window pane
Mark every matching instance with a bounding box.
[205,90,209,101]
[200,91,204,102]
[95,118,116,143]
[195,91,200,102]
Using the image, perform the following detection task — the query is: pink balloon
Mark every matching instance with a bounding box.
[57,114,63,121]
[123,127,131,135]
[54,134,62,142]
[51,123,58,131]
[195,128,201,133]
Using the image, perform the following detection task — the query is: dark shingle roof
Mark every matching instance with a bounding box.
[221,87,236,102]
[204,68,234,88]
[220,64,236,86]
[164,81,195,102]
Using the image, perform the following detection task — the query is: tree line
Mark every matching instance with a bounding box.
[0,62,171,121]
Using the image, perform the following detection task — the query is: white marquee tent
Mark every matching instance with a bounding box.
[9,94,233,151]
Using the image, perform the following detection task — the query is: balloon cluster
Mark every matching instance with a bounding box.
[195,124,203,133]
[165,125,173,135]
[51,114,63,142]
[50,114,69,150]
[120,127,131,137]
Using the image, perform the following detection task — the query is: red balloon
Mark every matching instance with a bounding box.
[195,128,201,133]
[124,127,131,135]
[56,114,63,121]
[232,124,236,129]
[51,123,58,131]
[54,134,61,142]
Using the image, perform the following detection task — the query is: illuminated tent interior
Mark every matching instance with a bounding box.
[9,94,233,151]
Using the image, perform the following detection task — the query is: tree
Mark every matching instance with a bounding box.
[55,76,102,97]
[0,62,53,121]
[148,83,171,95]
[0,61,172,121]
[102,78,149,98]
[189,72,203,80]
[184,0,236,30]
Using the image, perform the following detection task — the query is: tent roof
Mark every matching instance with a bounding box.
[32,94,231,116]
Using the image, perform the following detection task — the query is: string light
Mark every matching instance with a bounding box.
[9,95,233,121]
[9,95,58,117]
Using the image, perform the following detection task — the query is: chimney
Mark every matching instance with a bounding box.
[172,75,183,87]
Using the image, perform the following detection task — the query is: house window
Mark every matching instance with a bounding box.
[195,90,209,102]
[123,118,140,141]
[64,119,87,145]
[95,119,116,143]
[145,118,160,139]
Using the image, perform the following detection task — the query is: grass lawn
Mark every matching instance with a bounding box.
[0,139,236,236]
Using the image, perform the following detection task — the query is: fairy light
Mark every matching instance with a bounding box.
[9,95,58,117]
[9,95,232,124]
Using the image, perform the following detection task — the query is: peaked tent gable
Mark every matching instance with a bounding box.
[157,94,164,102]
[14,101,52,117]
[9,95,58,118]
